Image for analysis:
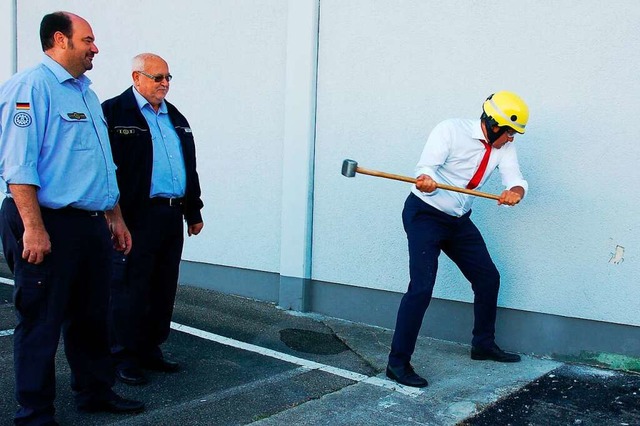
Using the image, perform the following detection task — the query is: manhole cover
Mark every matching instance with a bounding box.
[279,328,349,355]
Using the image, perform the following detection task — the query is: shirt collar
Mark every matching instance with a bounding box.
[132,86,168,114]
[41,54,91,89]
[473,119,486,141]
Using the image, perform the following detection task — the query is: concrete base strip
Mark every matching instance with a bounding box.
[171,322,423,397]
[0,329,14,337]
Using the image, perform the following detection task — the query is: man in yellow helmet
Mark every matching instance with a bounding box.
[386,91,529,388]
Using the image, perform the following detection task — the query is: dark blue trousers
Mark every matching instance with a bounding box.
[109,204,184,368]
[388,193,500,367]
[0,198,116,425]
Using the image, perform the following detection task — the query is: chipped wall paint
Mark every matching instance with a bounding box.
[609,245,625,265]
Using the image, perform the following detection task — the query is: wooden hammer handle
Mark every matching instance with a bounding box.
[355,166,501,201]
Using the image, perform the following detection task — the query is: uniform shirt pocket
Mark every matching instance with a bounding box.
[58,110,93,151]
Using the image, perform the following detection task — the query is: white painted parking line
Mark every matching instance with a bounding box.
[171,321,423,397]
[1,278,14,337]
[0,276,422,396]
[0,277,14,286]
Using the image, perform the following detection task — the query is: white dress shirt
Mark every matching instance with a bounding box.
[411,118,528,217]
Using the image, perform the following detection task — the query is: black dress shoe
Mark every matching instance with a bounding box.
[116,367,148,385]
[141,357,180,372]
[77,395,145,414]
[471,344,521,363]
[386,363,429,388]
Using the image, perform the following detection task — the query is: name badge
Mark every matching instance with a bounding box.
[114,126,147,135]
[67,112,87,120]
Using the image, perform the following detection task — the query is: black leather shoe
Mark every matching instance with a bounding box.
[386,363,429,388]
[141,357,180,372]
[471,344,521,363]
[77,395,145,414]
[116,367,148,385]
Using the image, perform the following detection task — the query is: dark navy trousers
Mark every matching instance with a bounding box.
[388,193,500,367]
[0,198,116,425]
[109,203,184,367]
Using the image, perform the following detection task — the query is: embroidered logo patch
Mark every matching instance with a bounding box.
[16,102,30,110]
[13,112,32,127]
[67,112,87,120]
[113,126,146,135]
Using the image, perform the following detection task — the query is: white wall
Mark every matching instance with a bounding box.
[0,0,16,81]
[10,1,640,328]
[312,0,640,326]
[16,0,288,273]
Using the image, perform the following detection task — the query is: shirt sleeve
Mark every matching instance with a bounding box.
[415,120,451,178]
[497,144,529,195]
[0,81,45,188]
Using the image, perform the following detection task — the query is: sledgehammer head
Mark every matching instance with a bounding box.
[341,159,358,178]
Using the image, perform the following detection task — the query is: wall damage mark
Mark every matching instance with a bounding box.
[609,245,624,264]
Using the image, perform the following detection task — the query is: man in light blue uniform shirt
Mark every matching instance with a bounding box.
[102,53,204,386]
[0,11,144,425]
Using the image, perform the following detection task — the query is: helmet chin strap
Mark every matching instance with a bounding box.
[481,114,507,145]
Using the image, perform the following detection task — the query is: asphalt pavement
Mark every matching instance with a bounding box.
[0,265,638,425]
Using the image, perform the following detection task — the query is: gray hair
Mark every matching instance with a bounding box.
[131,53,165,71]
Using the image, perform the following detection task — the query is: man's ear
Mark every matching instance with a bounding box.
[53,31,67,49]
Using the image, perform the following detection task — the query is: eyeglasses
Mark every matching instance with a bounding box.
[136,70,172,83]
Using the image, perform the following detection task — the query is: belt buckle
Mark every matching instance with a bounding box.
[169,198,179,207]
[90,211,100,217]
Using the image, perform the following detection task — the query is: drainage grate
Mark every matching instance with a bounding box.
[279,328,349,355]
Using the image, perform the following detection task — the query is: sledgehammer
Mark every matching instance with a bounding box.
[341,159,500,201]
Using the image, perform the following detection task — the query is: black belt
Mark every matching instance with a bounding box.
[41,206,104,217]
[149,197,185,207]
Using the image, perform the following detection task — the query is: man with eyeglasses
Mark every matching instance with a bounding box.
[102,53,204,386]
[0,11,145,424]
[386,91,529,388]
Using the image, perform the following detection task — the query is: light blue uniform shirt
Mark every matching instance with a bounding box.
[132,88,186,198]
[0,55,119,210]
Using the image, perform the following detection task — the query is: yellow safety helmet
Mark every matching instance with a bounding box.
[482,91,529,134]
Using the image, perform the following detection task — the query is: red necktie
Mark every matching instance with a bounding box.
[466,140,491,190]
